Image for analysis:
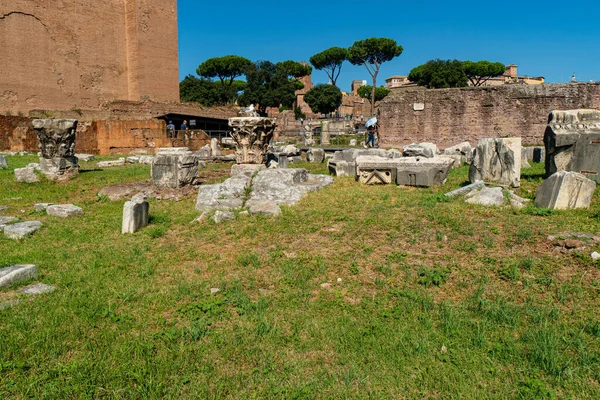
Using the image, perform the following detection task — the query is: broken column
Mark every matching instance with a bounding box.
[122,194,149,234]
[151,147,198,188]
[469,137,521,188]
[33,119,79,180]
[535,170,596,210]
[544,109,600,183]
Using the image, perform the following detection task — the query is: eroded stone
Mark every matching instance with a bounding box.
[151,147,197,188]
[0,264,37,288]
[14,167,40,183]
[535,170,596,210]
[46,204,83,218]
[469,137,521,188]
[4,221,42,239]
[122,194,149,233]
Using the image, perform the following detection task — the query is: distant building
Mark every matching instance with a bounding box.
[384,64,545,90]
[351,80,367,95]
[385,76,413,89]
[472,64,544,86]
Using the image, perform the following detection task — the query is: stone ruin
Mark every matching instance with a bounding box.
[229,109,276,165]
[544,109,600,183]
[535,170,596,210]
[469,137,521,188]
[32,119,79,180]
[151,147,198,188]
[195,167,333,219]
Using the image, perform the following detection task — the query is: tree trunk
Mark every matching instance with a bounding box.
[370,72,378,117]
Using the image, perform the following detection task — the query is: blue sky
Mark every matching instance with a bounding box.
[177,0,600,91]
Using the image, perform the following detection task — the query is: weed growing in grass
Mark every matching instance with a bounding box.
[350,260,360,275]
[522,205,554,216]
[418,266,450,287]
[498,262,519,281]
[144,225,166,238]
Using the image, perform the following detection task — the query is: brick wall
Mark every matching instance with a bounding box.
[0,116,210,155]
[0,0,179,114]
[379,83,600,149]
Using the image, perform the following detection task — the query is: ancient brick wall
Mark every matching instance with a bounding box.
[0,116,209,155]
[0,0,179,114]
[379,83,600,149]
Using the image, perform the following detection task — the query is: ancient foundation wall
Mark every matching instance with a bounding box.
[379,83,600,149]
[0,116,210,155]
[0,0,179,114]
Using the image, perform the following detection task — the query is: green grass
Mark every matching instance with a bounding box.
[0,156,599,398]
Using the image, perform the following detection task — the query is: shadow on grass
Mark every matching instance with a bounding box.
[79,169,104,173]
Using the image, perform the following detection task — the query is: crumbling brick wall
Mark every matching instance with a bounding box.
[379,83,600,149]
[0,116,209,155]
[0,0,179,114]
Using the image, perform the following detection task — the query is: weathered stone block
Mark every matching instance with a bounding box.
[306,148,325,163]
[248,169,333,206]
[0,264,37,289]
[465,187,505,206]
[212,210,235,223]
[195,175,251,212]
[328,160,355,177]
[4,221,42,239]
[14,167,40,183]
[17,283,56,295]
[248,201,281,216]
[122,194,149,234]
[46,204,83,218]
[403,142,437,158]
[138,155,154,165]
[231,164,266,177]
[396,157,454,187]
[355,156,398,185]
[76,154,95,162]
[97,158,125,168]
[152,147,198,188]
[0,155,7,169]
[444,181,485,198]
[544,109,600,182]
[469,137,521,188]
[535,171,596,209]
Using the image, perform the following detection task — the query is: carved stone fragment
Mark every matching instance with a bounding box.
[544,109,600,183]
[33,119,79,180]
[229,115,276,164]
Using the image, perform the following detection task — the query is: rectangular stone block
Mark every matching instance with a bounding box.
[151,147,198,188]
[469,137,521,188]
[535,170,596,209]
[396,157,454,187]
[355,156,398,184]
[122,195,149,234]
[544,109,600,182]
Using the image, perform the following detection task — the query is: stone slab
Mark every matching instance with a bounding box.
[34,203,53,212]
[97,158,125,168]
[466,187,505,206]
[0,216,18,225]
[355,156,398,185]
[4,221,43,239]
[231,164,266,178]
[0,155,8,169]
[213,211,235,223]
[403,142,437,158]
[535,170,596,210]
[248,201,282,216]
[396,157,454,187]
[444,181,485,198]
[195,175,251,212]
[0,264,37,289]
[76,154,95,162]
[17,283,56,295]
[306,148,325,163]
[46,204,83,218]
[152,147,197,188]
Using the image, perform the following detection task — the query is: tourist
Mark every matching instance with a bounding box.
[180,120,188,131]
[366,127,376,148]
[166,120,175,138]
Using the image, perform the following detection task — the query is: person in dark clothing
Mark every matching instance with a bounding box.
[180,120,188,131]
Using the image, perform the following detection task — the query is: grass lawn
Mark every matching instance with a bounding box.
[1,154,599,399]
